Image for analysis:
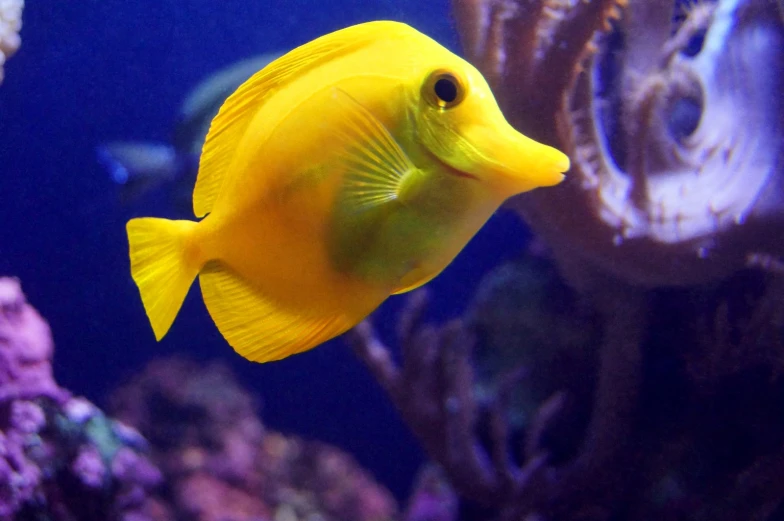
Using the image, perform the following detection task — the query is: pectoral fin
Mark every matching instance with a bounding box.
[331,88,420,214]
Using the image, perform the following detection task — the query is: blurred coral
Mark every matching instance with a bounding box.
[403,465,457,521]
[0,278,452,521]
[468,255,599,431]
[0,0,22,84]
[453,0,784,287]
[348,292,569,511]
[110,356,399,521]
[0,278,66,403]
[0,277,162,521]
[108,356,265,485]
[349,276,784,520]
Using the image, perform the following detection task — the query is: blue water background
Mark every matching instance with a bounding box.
[0,0,531,498]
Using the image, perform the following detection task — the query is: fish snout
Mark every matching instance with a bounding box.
[482,127,569,195]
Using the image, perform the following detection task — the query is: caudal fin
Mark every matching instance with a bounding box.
[127,218,202,340]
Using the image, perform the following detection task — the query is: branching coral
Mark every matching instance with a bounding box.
[0,0,22,85]
[348,288,646,520]
[453,0,784,287]
[349,279,784,520]
[468,255,599,431]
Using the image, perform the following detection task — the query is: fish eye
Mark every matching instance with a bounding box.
[423,70,465,110]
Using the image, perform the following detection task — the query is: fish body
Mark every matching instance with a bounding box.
[98,54,282,206]
[127,21,569,363]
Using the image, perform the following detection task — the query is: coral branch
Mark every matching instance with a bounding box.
[706,442,784,521]
[524,391,565,462]
[532,0,624,113]
[349,284,646,520]
[455,0,525,91]
[549,282,646,518]
[348,293,505,503]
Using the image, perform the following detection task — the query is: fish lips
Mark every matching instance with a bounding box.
[457,123,570,195]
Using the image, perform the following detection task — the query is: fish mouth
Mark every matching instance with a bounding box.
[482,129,570,194]
[466,121,571,197]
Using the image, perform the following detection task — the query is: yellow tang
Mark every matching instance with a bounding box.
[126,21,569,363]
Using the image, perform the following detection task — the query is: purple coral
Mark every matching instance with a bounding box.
[0,277,67,403]
[0,277,453,521]
[0,277,162,521]
[110,356,399,521]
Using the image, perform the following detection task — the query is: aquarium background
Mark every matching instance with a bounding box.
[0,0,533,498]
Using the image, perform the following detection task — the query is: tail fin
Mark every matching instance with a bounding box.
[127,218,203,340]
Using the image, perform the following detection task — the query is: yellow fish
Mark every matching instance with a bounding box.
[126,21,569,363]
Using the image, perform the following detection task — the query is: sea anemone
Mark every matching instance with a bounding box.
[453,0,784,287]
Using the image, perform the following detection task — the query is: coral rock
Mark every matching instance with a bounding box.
[0,277,162,521]
[111,356,398,521]
[0,277,66,403]
[0,0,22,84]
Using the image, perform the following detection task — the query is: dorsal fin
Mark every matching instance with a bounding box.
[192,21,415,218]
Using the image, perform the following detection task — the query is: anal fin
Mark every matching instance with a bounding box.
[199,261,352,362]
